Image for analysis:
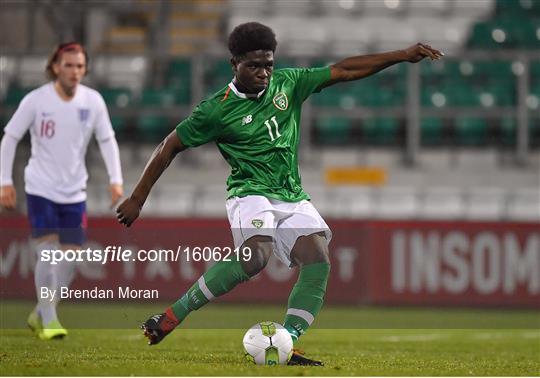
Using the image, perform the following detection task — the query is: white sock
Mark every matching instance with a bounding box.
[55,258,77,292]
[34,240,59,325]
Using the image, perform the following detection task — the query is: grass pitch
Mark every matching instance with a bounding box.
[1,301,538,376]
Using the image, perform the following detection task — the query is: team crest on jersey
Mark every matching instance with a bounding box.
[272,92,288,111]
[251,219,264,229]
[78,108,90,122]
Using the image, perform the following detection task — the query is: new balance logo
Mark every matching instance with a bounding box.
[242,115,253,125]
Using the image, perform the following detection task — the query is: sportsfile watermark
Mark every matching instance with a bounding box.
[39,245,253,265]
[1,224,538,330]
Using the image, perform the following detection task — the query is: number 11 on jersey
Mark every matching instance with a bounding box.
[264,116,281,141]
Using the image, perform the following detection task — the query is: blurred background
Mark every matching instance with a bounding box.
[0,0,539,308]
[0,0,539,220]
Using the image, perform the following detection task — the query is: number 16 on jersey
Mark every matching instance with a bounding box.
[40,119,55,138]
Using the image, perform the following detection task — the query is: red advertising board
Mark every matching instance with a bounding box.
[0,217,538,307]
[364,221,539,307]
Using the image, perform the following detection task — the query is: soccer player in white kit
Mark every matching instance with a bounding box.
[0,42,124,340]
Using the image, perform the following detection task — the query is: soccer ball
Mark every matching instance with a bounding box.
[243,321,293,365]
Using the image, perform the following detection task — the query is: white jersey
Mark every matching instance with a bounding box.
[3,82,117,203]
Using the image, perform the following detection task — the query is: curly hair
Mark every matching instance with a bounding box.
[228,22,277,57]
[45,42,89,80]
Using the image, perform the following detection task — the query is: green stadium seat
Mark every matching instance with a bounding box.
[442,81,479,106]
[274,58,299,70]
[313,116,352,145]
[3,85,34,106]
[361,118,400,145]
[214,61,234,77]
[110,115,127,135]
[203,60,233,96]
[380,62,406,77]
[421,117,444,145]
[454,117,488,146]
[137,116,171,142]
[495,0,540,15]
[140,88,177,106]
[498,16,539,48]
[474,61,514,78]
[531,80,540,100]
[359,87,403,107]
[100,88,132,108]
[167,59,192,104]
[313,81,403,108]
[168,59,191,78]
[499,117,540,147]
[469,21,515,49]
[311,86,342,107]
[531,61,540,80]
[309,59,334,68]
[469,13,539,49]
[485,82,515,105]
[531,0,540,15]
[421,86,448,108]
[499,117,516,146]
[531,118,540,147]
[420,60,461,78]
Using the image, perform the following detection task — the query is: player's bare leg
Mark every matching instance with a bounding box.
[285,232,330,366]
[142,236,273,345]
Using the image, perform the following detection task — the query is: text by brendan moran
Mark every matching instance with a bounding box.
[40,286,159,301]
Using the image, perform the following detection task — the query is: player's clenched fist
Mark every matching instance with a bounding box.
[116,197,141,227]
[109,183,124,209]
[0,185,17,209]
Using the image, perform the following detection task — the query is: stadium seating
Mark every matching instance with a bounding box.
[92,55,148,93]
[110,115,128,135]
[137,115,171,142]
[140,88,178,107]
[167,59,191,104]
[150,185,196,216]
[330,186,374,219]
[100,87,132,108]
[17,56,48,87]
[420,187,465,219]
[465,187,506,220]
[195,185,228,217]
[3,85,33,106]
[421,117,445,145]
[454,117,489,146]
[375,187,419,219]
[361,118,401,146]
[2,0,539,222]
[313,116,352,145]
[506,187,540,220]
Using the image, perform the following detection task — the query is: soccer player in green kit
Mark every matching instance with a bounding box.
[116,22,443,365]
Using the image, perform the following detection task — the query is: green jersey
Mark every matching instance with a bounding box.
[176,66,331,202]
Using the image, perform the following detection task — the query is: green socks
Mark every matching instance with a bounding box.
[283,262,331,342]
[168,257,330,343]
[170,259,250,321]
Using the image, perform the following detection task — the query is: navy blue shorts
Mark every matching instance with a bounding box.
[26,193,87,245]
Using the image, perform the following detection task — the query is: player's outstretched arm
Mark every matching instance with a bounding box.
[116,131,186,227]
[326,43,444,87]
